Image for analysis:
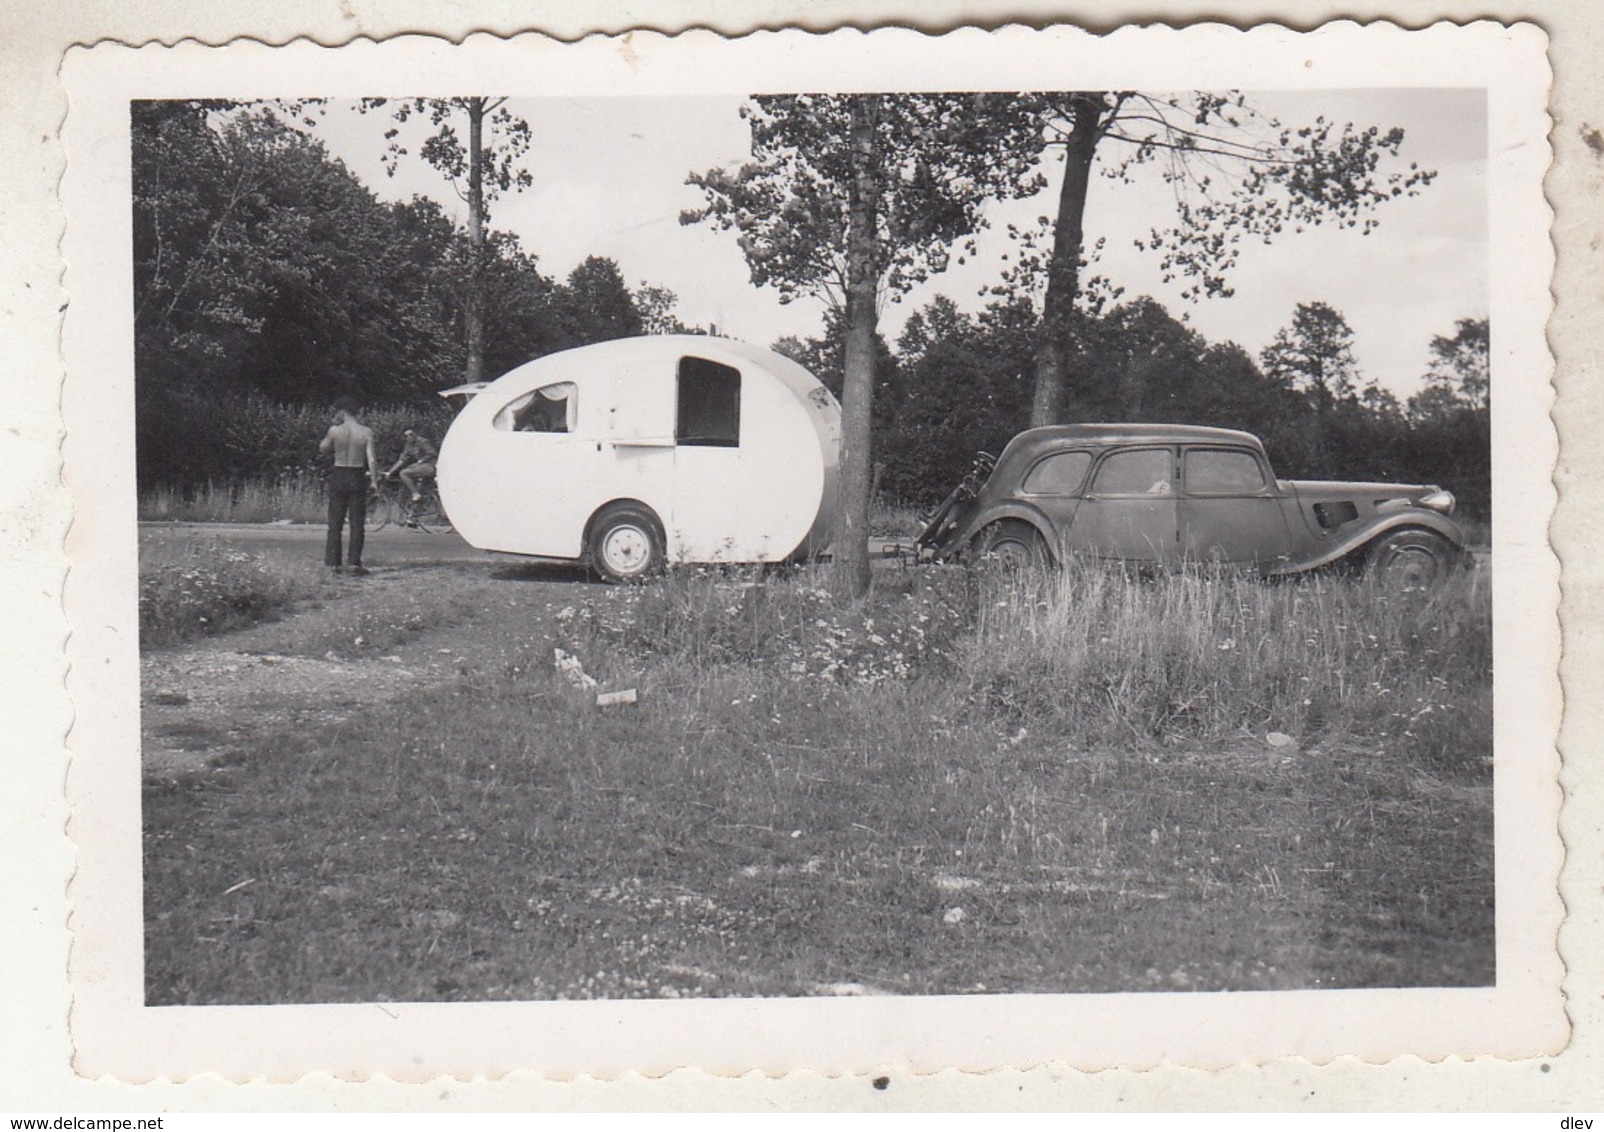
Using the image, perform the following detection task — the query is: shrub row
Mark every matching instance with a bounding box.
[138,389,458,491]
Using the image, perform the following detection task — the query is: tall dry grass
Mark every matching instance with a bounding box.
[959,561,1490,772]
[140,473,330,524]
[545,557,1489,775]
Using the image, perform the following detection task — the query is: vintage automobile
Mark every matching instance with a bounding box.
[915,423,1468,585]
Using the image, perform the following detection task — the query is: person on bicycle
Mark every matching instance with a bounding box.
[385,428,438,504]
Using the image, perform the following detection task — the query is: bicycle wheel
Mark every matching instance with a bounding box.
[365,491,397,531]
[416,492,452,533]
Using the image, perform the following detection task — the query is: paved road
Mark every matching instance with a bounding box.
[140,521,503,567]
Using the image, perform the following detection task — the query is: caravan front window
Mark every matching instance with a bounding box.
[494,382,576,433]
[676,357,740,447]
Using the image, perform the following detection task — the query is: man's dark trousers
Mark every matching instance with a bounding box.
[326,467,368,568]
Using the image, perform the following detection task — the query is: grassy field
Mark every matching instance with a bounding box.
[140,539,1494,1004]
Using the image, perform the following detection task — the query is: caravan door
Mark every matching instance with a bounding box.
[477,380,590,559]
[599,357,677,552]
[671,355,745,562]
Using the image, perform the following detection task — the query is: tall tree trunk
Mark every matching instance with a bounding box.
[835,95,881,600]
[1030,95,1103,427]
[465,98,487,386]
[1311,365,1334,475]
[1118,353,1149,418]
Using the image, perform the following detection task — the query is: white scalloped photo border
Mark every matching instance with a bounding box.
[58,21,1560,1081]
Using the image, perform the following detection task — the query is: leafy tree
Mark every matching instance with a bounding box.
[133,101,280,395]
[361,98,534,385]
[553,256,644,345]
[1357,382,1405,422]
[1015,92,1435,425]
[772,305,898,408]
[473,230,564,380]
[685,93,1042,595]
[133,100,501,484]
[880,296,1036,503]
[130,98,700,492]
[1260,301,1361,473]
[1410,317,1490,417]
[634,284,691,335]
[133,101,501,406]
[880,281,1486,513]
[1403,317,1492,520]
[1077,297,1207,419]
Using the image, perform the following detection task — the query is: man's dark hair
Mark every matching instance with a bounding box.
[332,395,360,415]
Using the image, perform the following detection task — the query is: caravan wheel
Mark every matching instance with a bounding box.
[588,503,666,583]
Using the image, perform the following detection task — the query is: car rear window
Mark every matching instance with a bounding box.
[1185,448,1267,494]
[1091,448,1173,496]
[1021,450,1092,495]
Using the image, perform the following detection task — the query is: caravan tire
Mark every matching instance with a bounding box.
[588,503,666,583]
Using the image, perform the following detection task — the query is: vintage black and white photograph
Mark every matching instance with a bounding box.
[59,24,1560,1078]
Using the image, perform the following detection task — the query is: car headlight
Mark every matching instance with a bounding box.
[1419,488,1456,515]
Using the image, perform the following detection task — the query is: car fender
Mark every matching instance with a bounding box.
[1266,510,1467,575]
[944,501,1059,561]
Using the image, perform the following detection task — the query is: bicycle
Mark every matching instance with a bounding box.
[910,449,997,563]
[367,473,452,533]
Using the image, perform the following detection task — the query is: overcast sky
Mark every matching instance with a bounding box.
[314,90,1486,398]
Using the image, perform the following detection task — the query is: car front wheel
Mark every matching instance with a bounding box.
[588,503,666,582]
[973,520,1050,571]
[1364,528,1455,588]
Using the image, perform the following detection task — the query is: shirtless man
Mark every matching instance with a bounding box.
[319,396,379,575]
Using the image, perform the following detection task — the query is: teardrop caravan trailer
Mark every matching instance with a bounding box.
[437,335,842,580]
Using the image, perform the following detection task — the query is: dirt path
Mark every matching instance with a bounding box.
[142,649,449,777]
[140,563,583,779]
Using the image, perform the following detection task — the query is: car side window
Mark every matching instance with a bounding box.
[1184,448,1268,495]
[1090,448,1173,496]
[1021,450,1092,495]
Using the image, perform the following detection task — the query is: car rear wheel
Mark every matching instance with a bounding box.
[974,520,1050,571]
[588,503,666,583]
[1365,528,1455,588]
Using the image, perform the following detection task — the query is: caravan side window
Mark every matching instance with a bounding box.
[677,357,741,447]
[493,382,576,433]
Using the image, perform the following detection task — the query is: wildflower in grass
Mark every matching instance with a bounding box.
[140,540,323,647]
